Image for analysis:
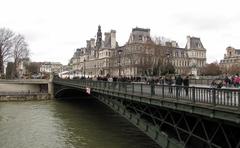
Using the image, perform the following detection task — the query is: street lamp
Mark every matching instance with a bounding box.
[166,50,170,75]
[118,49,122,77]
[83,58,86,78]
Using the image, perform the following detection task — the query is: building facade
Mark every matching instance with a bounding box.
[40,62,62,73]
[70,26,206,77]
[220,46,240,70]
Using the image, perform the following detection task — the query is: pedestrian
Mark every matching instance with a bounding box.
[183,76,189,96]
[224,75,231,87]
[166,76,173,93]
[175,75,183,97]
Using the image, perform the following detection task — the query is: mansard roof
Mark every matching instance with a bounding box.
[185,36,205,49]
[236,49,240,55]
[132,27,150,32]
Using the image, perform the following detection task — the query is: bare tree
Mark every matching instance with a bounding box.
[0,28,15,74]
[26,62,40,75]
[200,62,222,76]
[225,64,240,75]
[12,34,29,78]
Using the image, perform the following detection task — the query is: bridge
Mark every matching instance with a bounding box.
[53,78,240,148]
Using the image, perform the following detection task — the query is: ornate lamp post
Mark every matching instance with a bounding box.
[118,49,122,77]
[83,58,86,78]
[166,50,170,75]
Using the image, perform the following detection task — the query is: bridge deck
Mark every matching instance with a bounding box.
[53,79,240,123]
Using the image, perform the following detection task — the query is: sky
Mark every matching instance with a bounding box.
[0,0,240,65]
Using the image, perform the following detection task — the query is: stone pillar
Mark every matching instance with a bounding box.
[48,73,54,99]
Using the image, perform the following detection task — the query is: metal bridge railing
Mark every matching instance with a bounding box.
[54,79,240,110]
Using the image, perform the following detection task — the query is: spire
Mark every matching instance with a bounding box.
[96,25,102,49]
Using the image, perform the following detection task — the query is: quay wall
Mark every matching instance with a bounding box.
[0,93,51,101]
[0,84,41,92]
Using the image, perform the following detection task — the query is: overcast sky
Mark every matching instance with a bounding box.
[1,0,240,65]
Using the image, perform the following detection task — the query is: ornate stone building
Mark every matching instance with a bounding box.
[70,26,206,77]
[70,26,116,77]
[185,36,207,75]
[220,46,240,69]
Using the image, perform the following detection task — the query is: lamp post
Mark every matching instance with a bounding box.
[83,58,86,78]
[166,51,170,75]
[118,49,122,77]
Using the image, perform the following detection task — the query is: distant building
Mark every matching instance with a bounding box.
[70,26,206,77]
[220,46,240,69]
[70,26,117,77]
[40,62,62,73]
[18,58,30,77]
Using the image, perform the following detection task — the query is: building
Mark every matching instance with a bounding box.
[109,28,206,76]
[70,26,206,77]
[40,62,62,73]
[18,58,30,77]
[185,36,207,75]
[70,25,117,77]
[220,46,240,70]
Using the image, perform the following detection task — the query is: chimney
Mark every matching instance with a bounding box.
[90,38,95,48]
[86,40,90,49]
[186,36,191,49]
[110,30,116,48]
[104,32,111,48]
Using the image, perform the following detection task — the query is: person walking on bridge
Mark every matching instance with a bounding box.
[183,76,189,96]
[175,75,183,97]
[166,76,173,93]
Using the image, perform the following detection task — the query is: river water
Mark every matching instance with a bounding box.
[0,99,159,148]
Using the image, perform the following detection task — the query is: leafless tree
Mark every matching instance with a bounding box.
[200,62,222,76]
[222,64,240,75]
[12,34,29,78]
[0,28,15,74]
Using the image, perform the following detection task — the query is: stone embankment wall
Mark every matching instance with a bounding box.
[0,84,43,92]
[0,94,51,101]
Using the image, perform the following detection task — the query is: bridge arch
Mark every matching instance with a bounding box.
[54,87,92,99]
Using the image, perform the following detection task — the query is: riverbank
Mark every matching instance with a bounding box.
[0,93,51,101]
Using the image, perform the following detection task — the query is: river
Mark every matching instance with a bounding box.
[0,99,159,148]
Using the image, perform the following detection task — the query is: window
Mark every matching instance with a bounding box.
[175,52,178,57]
[181,52,184,57]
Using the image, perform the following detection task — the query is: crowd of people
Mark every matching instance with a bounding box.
[58,73,240,90]
[210,74,240,89]
[223,74,240,88]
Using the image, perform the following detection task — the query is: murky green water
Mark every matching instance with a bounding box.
[0,99,159,148]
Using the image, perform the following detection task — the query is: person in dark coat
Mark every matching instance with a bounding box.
[183,76,190,96]
[175,75,183,97]
[166,76,173,93]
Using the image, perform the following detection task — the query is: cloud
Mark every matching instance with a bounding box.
[173,13,235,31]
